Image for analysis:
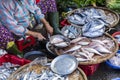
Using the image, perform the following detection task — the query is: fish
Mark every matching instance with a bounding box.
[89,19,105,32]
[64,45,81,53]
[77,52,89,59]
[91,44,112,54]
[91,39,105,45]
[77,41,90,46]
[50,37,64,44]
[76,58,90,62]
[70,37,85,43]
[82,27,105,38]
[82,47,104,56]
[54,42,69,48]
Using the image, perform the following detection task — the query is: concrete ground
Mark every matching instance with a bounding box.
[88,62,120,80]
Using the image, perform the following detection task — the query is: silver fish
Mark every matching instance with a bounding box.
[64,45,81,53]
[82,47,104,56]
[91,44,112,54]
[76,58,90,62]
[83,27,105,38]
[54,42,69,48]
[70,37,85,43]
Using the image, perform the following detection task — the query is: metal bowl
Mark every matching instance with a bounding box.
[50,54,78,75]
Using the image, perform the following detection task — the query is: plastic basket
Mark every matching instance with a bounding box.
[106,50,120,69]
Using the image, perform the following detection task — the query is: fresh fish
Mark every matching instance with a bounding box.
[68,32,76,39]
[63,29,69,37]
[82,47,104,56]
[77,52,89,59]
[82,21,91,32]
[76,58,90,62]
[70,37,85,43]
[91,44,112,53]
[50,37,64,44]
[54,42,69,47]
[64,45,81,53]
[74,14,82,21]
[89,19,105,32]
[82,27,105,38]
[77,41,90,46]
[91,39,105,45]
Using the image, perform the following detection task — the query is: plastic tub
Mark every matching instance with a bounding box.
[112,31,120,46]
[106,50,120,69]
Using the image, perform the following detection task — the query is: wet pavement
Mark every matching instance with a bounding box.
[88,62,120,80]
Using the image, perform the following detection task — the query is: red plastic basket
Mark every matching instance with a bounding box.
[16,36,36,51]
[112,31,120,46]
[78,64,100,76]
[0,54,31,66]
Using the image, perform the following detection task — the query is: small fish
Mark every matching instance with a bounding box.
[77,41,90,46]
[64,45,81,53]
[76,58,90,62]
[77,52,89,59]
[54,42,69,47]
[50,38,63,44]
[92,44,112,54]
[70,37,85,43]
[82,47,104,56]
[83,27,105,38]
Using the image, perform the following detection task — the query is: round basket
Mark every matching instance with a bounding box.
[67,6,119,28]
[8,63,88,80]
[49,33,118,65]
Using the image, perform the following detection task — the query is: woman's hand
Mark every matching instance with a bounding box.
[40,18,53,35]
[45,23,53,35]
[26,30,46,41]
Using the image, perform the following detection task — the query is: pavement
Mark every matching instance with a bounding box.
[88,62,120,80]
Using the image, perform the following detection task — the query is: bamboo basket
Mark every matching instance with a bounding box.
[7,63,88,80]
[67,6,119,28]
[48,33,119,65]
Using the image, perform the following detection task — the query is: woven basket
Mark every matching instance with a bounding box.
[7,63,88,80]
[51,33,119,65]
[67,6,119,28]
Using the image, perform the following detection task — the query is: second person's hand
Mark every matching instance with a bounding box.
[26,30,46,41]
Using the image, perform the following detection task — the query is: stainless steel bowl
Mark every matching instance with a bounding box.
[50,54,78,75]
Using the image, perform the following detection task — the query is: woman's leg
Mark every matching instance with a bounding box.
[37,0,57,14]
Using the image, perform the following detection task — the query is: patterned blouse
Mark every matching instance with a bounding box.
[0,0,44,36]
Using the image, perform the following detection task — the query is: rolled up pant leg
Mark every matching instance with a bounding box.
[0,26,15,49]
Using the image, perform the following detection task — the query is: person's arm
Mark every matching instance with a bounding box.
[0,2,27,36]
[30,0,53,35]
[0,2,46,40]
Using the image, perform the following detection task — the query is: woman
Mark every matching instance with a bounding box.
[0,0,53,57]
[37,0,61,34]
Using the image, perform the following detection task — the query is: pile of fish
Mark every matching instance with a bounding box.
[51,35,115,62]
[16,69,69,80]
[0,62,20,80]
[49,35,70,48]
[0,49,7,56]
[114,34,120,44]
[67,8,116,38]
[109,53,120,66]
[61,25,81,39]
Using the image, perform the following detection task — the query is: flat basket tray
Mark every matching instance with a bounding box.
[67,6,119,28]
[7,63,88,80]
[48,33,119,65]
